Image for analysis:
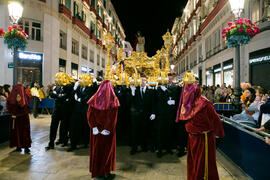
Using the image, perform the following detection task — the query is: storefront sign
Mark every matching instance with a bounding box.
[8,62,14,68]
[19,52,42,61]
[249,55,270,64]
[223,64,233,70]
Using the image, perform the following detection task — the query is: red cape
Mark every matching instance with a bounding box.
[87,80,120,178]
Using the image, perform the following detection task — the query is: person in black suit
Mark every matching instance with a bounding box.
[68,80,97,151]
[167,74,187,157]
[129,75,155,155]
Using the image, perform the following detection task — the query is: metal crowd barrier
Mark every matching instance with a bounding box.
[213,102,233,111]
[217,114,270,180]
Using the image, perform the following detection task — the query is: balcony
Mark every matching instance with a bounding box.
[72,16,90,36]
[96,39,102,46]
[90,33,97,41]
[90,5,97,15]
[97,15,102,23]
[103,23,108,30]
[82,0,90,7]
[59,4,71,19]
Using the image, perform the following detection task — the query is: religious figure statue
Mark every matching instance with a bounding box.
[135,31,145,52]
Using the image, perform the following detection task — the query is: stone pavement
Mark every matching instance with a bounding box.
[0,115,249,180]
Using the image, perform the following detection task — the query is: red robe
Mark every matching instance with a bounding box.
[176,84,224,180]
[87,80,120,178]
[185,99,224,180]
[6,84,31,148]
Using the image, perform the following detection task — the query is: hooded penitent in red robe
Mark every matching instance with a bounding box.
[6,84,31,148]
[87,80,120,178]
[176,84,224,180]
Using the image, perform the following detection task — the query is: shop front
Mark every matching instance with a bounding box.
[59,58,66,72]
[249,48,270,90]
[213,64,221,86]
[223,59,233,87]
[71,63,78,79]
[17,51,43,86]
[206,68,214,86]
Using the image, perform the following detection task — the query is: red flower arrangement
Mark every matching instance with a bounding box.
[0,25,28,50]
[222,19,259,48]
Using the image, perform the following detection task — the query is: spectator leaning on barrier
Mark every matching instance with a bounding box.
[38,85,45,100]
[256,120,270,145]
[31,82,40,118]
[214,84,223,102]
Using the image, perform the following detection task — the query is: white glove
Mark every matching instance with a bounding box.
[150,114,156,120]
[160,85,167,92]
[101,130,110,135]
[92,127,99,135]
[167,97,175,105]
[114,75,119,80]
[130,86,136,96]
[74,81,80,90]
[74,94,81,102]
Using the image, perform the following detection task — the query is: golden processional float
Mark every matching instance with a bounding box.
[104,31,173,86]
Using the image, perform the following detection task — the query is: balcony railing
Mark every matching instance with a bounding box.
[59,4,71,19]
[90,5,97,15]
[90,33,97,41]
[97,15,102,23]
[72,16,90,36]
[96,39,102,46]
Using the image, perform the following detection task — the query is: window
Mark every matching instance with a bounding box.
[250,0,260,23]
[18,19,41,41]
[91,0,95,7]
[81,10,86,22]
[97,29,101,39]
[102,58,105,68]
[90,21,95,33]
[103,0,106,8]
[72,39,79,55]
[73,1,79,16]
[82,45,87,59]
[97,54,100,66]
[98,6,102,17]
[60,0,71,10]
[60,31,67,49]
[90,50,94,62]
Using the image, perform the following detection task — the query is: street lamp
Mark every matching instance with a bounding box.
[228,0,245,113]
[8,1,23,85]
[104,32,115,80]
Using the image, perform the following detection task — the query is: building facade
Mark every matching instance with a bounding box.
[0,0,125,86]
[171,0,270,89]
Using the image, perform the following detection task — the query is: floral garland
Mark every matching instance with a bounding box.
[0,25,28,51]
[222,19,259,48]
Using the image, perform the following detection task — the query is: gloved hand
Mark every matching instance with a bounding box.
[101,130,110,135]
[92,127,99,135]
[150,114,156,120]
[74,81,80,90]
[160,85,167,92]
[130,86,136,96]
[74,94,81,102]
[167,97,175,105]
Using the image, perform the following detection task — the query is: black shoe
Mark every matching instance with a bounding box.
[15,147,21,152]
[61,143,68,147]
[67,146,76,152]
[55,141,62,145]
[142,147,148,152]
[130,148,137,155]
[25,148,30,154]
[177,151,186,157]
[166,149,173,155]
[45,144,54,151]
[156,150,163,158]
[95,176,106,180]
[106,173,116,179]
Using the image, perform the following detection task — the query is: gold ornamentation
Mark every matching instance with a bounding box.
[182,72,196,84]
[181,105,186,115]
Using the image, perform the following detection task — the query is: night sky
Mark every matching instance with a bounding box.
[112,0,188,56]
